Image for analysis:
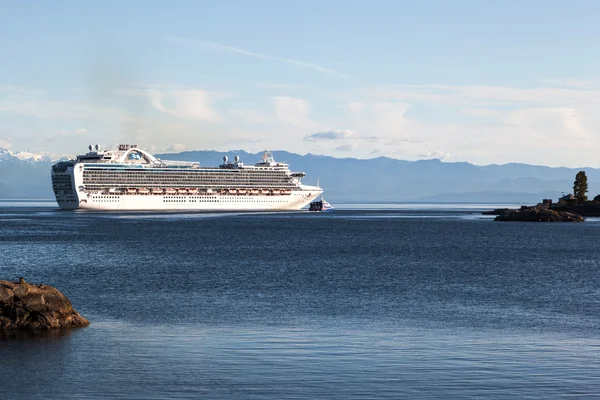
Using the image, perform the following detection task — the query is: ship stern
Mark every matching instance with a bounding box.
[51,161,80,209]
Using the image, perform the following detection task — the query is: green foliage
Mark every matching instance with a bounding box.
[573,170,588,202]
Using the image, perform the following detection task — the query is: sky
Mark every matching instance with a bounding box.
[1,0,600,166]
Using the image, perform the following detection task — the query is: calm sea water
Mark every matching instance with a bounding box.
[1,203,600,399]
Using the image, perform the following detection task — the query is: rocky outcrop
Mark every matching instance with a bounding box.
[482,208,512,216]
[493,206,584,222]
[0,278,89,331]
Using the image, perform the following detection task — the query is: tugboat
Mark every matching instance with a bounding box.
[309,195,334,212]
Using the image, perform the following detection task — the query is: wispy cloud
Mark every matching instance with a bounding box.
[119,86,227,122]
[255,83,312,89]
[273,96,314,126]
[146,89,222,122]
[171,38,354,80]
[359,84,600,107]
[0,139,12,149]
[418,150,450,160]
[543,78,600,88]
[304,130,354,141]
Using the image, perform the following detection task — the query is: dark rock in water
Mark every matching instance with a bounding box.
[482,208,511,215]
[494,206,584,222]
[0,279,89,331]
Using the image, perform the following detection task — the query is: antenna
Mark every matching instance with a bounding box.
[317,177,320,188]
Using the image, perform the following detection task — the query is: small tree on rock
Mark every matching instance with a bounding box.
[573,170,588,202]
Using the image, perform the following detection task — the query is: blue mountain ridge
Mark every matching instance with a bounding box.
[0,149,598,203]
[155,150,600,203]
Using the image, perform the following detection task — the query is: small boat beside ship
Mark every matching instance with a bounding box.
[309,195,334,212]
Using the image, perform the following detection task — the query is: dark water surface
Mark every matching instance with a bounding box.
[1,204,600,399]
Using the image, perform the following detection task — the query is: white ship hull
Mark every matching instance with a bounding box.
[52,145,324,211]
[56,190,322,211]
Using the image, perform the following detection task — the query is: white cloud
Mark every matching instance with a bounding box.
[333,83,600,165]
[0,139,11,149]
[4,80,600,167]
[460,108,504,118]
[459,106,591,140]
[273,96,313,126]
[147,89,221,122]
[543,79,600,88]
[507,107,591,140]
[255,83,312,89]
[346,101,414,143]
[360,84,600,107]
[418,150,450,160]
[348,102,366,113]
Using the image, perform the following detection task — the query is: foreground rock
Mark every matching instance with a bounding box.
[493,206,584,222]
[0,278,89,331]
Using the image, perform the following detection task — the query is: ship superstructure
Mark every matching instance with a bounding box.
[52,144,322,210]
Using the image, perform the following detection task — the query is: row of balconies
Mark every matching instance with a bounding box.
[82,179,293,184]
[82,169,289,175]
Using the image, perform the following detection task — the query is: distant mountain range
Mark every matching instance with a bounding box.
[1,147,599,203]
[0,148,55,199]
[156,150,600,204]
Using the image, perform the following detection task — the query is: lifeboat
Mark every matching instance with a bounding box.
[138,188,150,194]
[207,188,214,194]
[152,188,164,194]
[282,189,292,195]
[261,189,270,195]
[127,188,137,194]
[251,189,259,195]
[165,188,177,195]
[271,189,280,195]
[238,189,247,195]
[188,188,199,194]
[178,189,188,194]
[228,189,237,194]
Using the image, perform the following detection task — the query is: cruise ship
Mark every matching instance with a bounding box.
[51,144,322,211]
